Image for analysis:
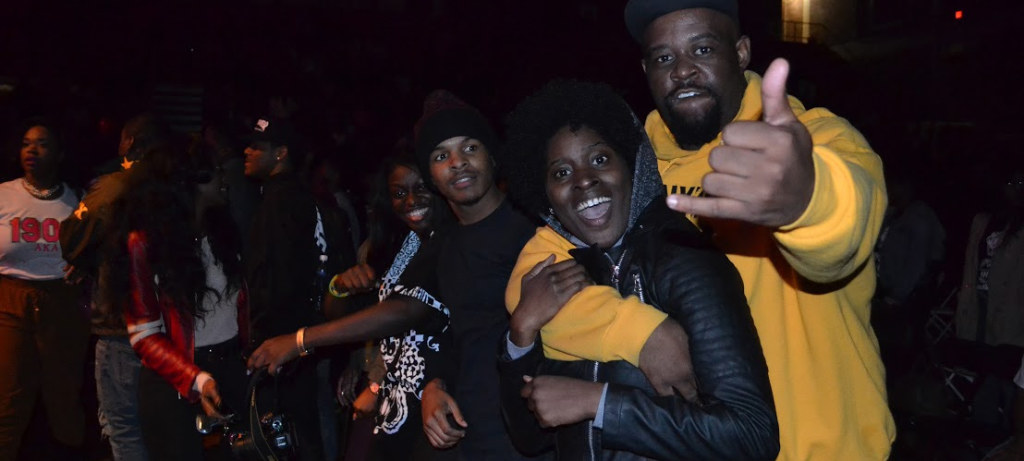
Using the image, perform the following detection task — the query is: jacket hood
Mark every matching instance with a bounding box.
[543,110,665,249]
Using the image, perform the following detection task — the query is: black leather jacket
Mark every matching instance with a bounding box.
[499,200,779,460]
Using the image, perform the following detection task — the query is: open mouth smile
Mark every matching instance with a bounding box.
[575,196,612,222]
[405,207,429,222]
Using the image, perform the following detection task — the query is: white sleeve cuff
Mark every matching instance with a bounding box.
[193,371,213,394]
[505,331,535,360]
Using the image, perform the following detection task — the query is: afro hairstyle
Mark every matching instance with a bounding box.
[503,80,642,217]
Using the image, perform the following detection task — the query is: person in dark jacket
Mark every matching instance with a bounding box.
[60,113,172,461]
[500,80,779,460]
[242,115,353,460]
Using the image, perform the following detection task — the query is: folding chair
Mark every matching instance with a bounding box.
[926,287,958,346]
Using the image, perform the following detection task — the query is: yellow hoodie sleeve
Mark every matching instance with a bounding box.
[505,226,668,365]
[774,108,888,283]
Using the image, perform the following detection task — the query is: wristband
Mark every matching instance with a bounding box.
[296,327,313,357]
[327,274,350,298]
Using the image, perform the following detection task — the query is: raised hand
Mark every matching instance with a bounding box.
[509,255,592,347]
[520,375,603,428]
[666,58,815,228]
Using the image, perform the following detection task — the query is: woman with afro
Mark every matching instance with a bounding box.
[499,80,779,460]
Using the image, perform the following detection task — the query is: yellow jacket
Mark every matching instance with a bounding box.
[505,72,894,460]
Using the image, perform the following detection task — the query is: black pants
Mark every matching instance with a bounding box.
[138,337,248,461]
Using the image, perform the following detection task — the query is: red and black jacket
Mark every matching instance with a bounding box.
[123,231,250,402]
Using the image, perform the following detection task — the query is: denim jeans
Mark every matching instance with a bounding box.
[95,336,148,461]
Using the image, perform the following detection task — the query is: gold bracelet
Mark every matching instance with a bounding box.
[327,274,350,298]
[296,327,313,357]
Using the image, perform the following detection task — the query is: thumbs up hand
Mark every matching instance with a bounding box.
[666,58,815,228]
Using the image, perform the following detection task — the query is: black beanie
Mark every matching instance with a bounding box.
[624,0,739,43]
[413,90,498,185]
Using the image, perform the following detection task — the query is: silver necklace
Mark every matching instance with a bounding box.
[22,178,64,200]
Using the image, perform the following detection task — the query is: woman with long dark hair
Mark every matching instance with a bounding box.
[956,165,1024,348]
[250,150,460,460]
[0,120,89,459]
[113,146,249,460]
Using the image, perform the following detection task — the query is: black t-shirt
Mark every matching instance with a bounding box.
[435,200,536,457]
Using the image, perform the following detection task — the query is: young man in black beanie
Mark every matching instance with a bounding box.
[410,90,544,460]
[248,92,544,459]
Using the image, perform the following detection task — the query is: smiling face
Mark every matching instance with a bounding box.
[545,125,633,249]
[427,136,496,207]
[20,125,62,180]
[641,8,750,150]
[388,164,434,234]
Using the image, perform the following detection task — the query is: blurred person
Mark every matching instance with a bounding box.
[112,146,249,460]
[242,116,352,460]
[956,166,1024,348]
[310,155,361,258]
[872,171,945,380]
[875,173,946,307]
[202,123,260,248]
[0,120,89,460]
[60,113,172,461]
[499,80,778,460]
[503,1,894,458]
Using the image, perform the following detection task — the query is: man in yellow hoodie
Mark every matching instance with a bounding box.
[504,0,895,459]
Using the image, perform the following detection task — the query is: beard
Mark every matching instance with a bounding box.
[661,91,724,151]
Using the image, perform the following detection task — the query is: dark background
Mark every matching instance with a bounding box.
[4,0,1021,287]
[2,0,1018,182]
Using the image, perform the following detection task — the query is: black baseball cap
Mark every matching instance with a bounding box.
[624,0,739,43]
[248,116,301,148]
